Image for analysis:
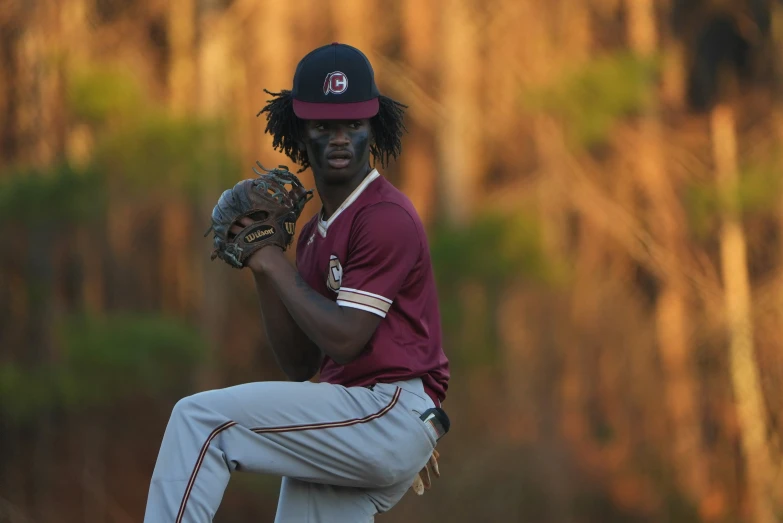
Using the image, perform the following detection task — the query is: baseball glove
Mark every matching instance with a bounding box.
[205,163,314,268]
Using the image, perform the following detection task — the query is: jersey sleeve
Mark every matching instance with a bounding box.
[336,202,420,318]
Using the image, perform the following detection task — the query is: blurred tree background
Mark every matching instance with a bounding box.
[2,0,783,521]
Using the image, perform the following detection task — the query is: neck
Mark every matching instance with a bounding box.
[317,164,373,220]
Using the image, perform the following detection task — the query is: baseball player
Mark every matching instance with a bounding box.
[144,42,450,522]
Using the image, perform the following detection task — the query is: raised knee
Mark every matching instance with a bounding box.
[171,390,214,418]
[171,393,199,420]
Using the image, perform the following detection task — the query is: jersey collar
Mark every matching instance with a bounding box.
[317,169,380,237]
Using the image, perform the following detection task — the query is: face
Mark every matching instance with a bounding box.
[301,119,372,184]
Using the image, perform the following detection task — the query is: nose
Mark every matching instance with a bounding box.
[329,125,350,146]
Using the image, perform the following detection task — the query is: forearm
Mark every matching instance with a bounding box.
[252,270,323,380]
[252,249,376,365]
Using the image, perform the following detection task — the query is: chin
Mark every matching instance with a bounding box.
[319,162,365,185]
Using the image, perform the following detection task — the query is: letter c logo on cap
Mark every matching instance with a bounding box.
[323,71,348,95]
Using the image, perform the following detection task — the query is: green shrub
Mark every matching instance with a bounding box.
[429,211,555,367]
[67,66,144,124]
[523,51,660,148]
[0,313,208,421]
[0,163,104,225]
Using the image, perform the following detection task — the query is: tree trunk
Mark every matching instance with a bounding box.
[329,0,374,53]
[711,104,776,523]
[438,0,480,225]
[625,0,710,509]
[196,4,234,389]
[105,193,135,310]
[27,225,56,521]
[159,200,191,315]
[773,6,783,499]
[258,0,294,126]
[0,17,18,165]
[82,421,106,523]
[161,0,197,315]
[399,0,437,225]
[77,226,104,314]
[168,0,196,115]
[555,0,592,65]
[256,0,320,232]
[198,4,234,117]
[530,0,603,491]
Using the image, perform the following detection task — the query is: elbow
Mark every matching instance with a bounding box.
[325,340,365,366]
[284,363,319,382]
[286,370,317,382]
[283,351,322,382]
[319,315,376,365]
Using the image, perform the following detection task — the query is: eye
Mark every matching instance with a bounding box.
[314,123,326,131]
[348,121,362,129]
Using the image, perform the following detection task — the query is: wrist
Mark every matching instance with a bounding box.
[248,245,284,274]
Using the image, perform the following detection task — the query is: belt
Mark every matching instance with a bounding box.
[366,379,441,408]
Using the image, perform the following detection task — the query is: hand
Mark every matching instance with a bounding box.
[410,449,440,496]
[227,216,253,237]
[229,217,284,273]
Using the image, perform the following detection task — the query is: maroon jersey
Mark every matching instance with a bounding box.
[295,170,450,405]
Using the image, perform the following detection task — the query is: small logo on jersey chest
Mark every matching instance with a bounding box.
[326,254,343,292]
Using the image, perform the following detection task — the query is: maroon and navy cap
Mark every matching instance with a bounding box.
[291,43,380,120]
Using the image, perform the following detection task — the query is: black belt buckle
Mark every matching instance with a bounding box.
[419,407,450,441]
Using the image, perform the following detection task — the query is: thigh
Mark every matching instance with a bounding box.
[182,380,436,489]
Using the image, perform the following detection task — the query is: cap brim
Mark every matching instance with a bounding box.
[293,98,379,120]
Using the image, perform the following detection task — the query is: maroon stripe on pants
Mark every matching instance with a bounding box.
[175,420,236,523]
[251,387,401,434]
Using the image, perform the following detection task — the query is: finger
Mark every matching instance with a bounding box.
[228,222,245,236]
[429,453,440,478]
[229,216,255,237]
[411,474,425,496]
[420,466,432,490]
[433,449,440,459]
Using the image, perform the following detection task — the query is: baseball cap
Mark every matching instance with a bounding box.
[291,43,380,120]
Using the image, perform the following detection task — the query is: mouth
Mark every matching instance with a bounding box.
[326,150,352,169]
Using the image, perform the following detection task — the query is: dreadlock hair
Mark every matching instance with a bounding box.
[257,89,407,172]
